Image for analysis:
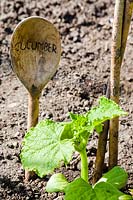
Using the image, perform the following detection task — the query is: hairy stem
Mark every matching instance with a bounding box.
[80,148,88,183]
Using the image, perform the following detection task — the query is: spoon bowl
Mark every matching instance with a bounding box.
[10,16,61,97]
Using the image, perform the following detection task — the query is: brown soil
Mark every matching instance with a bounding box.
[0,0,133,199]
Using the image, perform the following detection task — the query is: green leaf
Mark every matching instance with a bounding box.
[64,97,127,140]
[20,120,74,177]
[46,173,69,193]
[64,178,95,200]
[61,114,90,152]
[95,124,103,134]
[86,96,127,131]
[61,97,127,152]
[69,112,79,120]
[94,182,132,200]
[96,166,128,190]
[64,178,132,200]
[60,122,74,140]
[119,195,133,200]
[129,189,133,197]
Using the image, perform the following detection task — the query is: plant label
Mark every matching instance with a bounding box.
[10,16,61,96]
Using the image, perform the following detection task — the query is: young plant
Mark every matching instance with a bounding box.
[20,96,131,199]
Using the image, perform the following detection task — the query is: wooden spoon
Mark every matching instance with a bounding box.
[10,16,61,180]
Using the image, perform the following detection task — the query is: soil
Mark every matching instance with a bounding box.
[0,0,133,199]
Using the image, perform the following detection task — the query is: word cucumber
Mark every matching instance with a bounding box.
[14,40,57,53]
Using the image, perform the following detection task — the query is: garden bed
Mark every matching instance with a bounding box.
[0,0,133,199]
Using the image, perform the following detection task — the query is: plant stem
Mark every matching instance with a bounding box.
[80,148,88,183]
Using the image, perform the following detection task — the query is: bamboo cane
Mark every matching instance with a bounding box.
[93,83,110,184]
[121,0,133,61]
[109,0,133,169]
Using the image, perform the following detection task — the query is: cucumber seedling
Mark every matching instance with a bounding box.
[20,96,132,199]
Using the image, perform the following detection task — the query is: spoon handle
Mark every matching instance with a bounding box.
[25,92,40,181]
[27,92,39,129]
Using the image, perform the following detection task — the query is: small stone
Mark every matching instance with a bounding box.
[12,141,19,148]
[8,102,18,108]
[38,182,43,188]
[77,161,81,171]
[4,27,13,34]
[17,182,24,189]
[54,196,64,200]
